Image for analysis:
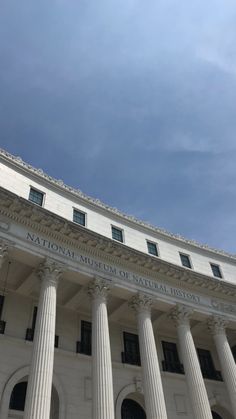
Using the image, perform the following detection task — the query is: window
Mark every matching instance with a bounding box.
[28,187,44,206]
[0,295,5,319]
[121,399,146,419]
[77,320,92,355]
[162,341,184,374]
[111,226,123,243]
[122,332,141,366]
[210,263,222,279]
[9,381,27,411]
[25,306,37,341]
[197,348,222,381]
[147,241,158,256]
[179,253,192,269]
[231,345,236,362]
[0,295,6,334]
[73,209,86,226]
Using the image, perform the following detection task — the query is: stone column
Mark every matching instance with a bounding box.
[24,259,64,419]
[129,293,168,419]
[170,305,212,419]
[88,278,115,419]
[0,240,9,270]
[208,316,236,416]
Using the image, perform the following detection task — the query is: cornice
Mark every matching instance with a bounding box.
[1,187,236,298]
[1,148,236,262]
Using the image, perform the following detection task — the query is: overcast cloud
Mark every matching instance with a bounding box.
[0,0,236,253]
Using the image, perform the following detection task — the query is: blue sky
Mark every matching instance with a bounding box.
[0,0,236,253]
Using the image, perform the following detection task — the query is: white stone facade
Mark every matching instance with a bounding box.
[0,149,236,419]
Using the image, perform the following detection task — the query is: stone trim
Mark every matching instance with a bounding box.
[1,187,236,298]
[1,148,236,261]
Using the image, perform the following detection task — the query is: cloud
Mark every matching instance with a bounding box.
[0,0,236,252]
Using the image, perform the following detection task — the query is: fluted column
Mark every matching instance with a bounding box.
[129,293,168,419]
[24,259,64,419]
[88,278,115,419]
[170,305,212,419]
[208,316,236,417]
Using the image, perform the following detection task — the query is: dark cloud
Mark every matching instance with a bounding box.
[0,0,236,253]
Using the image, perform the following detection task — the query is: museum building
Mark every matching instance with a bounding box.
[0,148,236,419]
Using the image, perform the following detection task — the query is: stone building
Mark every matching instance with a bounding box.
[0,148,236,419]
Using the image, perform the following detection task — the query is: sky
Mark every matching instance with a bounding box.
[0,0,236,254]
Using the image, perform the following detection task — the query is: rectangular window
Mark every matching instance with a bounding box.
[232,345,236,362]
[28,188,44,206]
[197,348,222,381]
[122,332,141,366]
[77,320,92,355]
[147,241,158,256]
[0,295,5,319]
[25,306,37,341]
[73,209,86,226]
[162,341,184,374]
[111,226,123,243]
[210,263,222,279]
[0,295,6,334]
[179,253,192,269]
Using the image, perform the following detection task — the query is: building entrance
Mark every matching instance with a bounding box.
[121,398,146,419]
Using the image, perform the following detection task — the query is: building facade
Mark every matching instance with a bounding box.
[0,148,236,419]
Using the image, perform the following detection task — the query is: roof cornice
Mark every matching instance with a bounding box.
[0,148,235,262]
[1,187,236,298]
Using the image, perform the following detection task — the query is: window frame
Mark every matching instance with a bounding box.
[122,331,141,366]
[161,340,184,374]
[73,207,86,227]
[146,240,159,257]
[111,225,124,243]
[210,263,223,279]
[179,252,192,269]
[28,186,44,207]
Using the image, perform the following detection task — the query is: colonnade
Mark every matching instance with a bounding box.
[1,246,236,419]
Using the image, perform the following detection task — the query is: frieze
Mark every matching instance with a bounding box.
[1,188,236,298]
[25,231,236,318]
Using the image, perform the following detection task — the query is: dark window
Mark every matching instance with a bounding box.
[210,263,222,279]
[0,295,5,319]
[73,209,86,226]
[9,381,27,411]
[231,345,236,362]
[197,348,222,381]
[147,241,158,256]
[55,335,59,348]
[122,332,141,366]
[112,226,123,243]
[25,306,37,341]
[212,412,223,419]
[121,399,146,419]
[77,320,92,355]
[28,188,44,206]
[180,253,192,269]
[162,341,184,374]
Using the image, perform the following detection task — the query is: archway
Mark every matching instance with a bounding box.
[8,377,59,419]
[0,366,66,419]
[121,399,146,419]
[210,406,234,419]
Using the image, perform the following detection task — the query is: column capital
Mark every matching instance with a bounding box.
[207,316,228,335]
[36,258,65,286]
[87,277,111,302]
[129,293,153,314]
[169,304,193,326]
